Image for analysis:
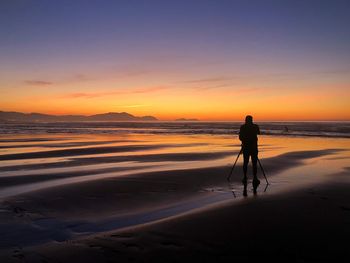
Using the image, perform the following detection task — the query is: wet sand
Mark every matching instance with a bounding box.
[14,175,348,263]
[0,134,349,262]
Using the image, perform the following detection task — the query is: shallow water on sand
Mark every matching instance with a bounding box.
[0,133,349,248]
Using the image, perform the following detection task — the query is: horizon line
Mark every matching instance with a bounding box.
[1,110,349,122]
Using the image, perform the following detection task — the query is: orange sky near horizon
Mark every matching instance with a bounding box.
[1,77,349,121]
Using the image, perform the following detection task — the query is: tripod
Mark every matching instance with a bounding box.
[226,147,269,185]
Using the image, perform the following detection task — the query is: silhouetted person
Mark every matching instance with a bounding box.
[239,115,260,196]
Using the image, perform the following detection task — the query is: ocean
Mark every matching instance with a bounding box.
[1,121,349,138]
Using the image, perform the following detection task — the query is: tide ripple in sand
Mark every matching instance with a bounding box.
[0,133,349,249]
[0,135,235,195]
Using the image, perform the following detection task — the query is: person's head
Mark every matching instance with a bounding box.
[245,115,253,124]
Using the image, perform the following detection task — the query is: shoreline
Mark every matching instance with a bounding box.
[1,121,350,139]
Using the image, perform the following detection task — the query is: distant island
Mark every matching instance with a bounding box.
[175,118,199,121]
[0,111,158,122]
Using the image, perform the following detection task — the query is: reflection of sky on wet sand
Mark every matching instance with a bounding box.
[0,133,349,194]
[1,133,349,167]
[0,133,349,248]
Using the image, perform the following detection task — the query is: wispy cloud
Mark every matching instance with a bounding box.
[60,86,167,99]
[62,92,99,99]
[180,76,231,84]
[192,84,230,91]
[179,68,350,86]
[24,80,53,86]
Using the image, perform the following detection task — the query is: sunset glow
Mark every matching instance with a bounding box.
[1,0,349,121]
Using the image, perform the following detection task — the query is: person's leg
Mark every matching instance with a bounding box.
[242,151,249,181]
[242,151,249,196]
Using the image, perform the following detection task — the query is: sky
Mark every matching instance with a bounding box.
[0,0,349,121]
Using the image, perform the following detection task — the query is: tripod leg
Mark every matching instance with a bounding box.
[227,149,242,181]
[257,158,269,185]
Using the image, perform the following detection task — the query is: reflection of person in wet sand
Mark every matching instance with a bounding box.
[239,115,260,196]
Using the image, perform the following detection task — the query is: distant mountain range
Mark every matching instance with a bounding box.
[0,111,158,122]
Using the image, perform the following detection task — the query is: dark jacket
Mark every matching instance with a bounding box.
[239,123,260,150]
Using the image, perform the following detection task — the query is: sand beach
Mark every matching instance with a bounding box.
[0,123,349,262]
